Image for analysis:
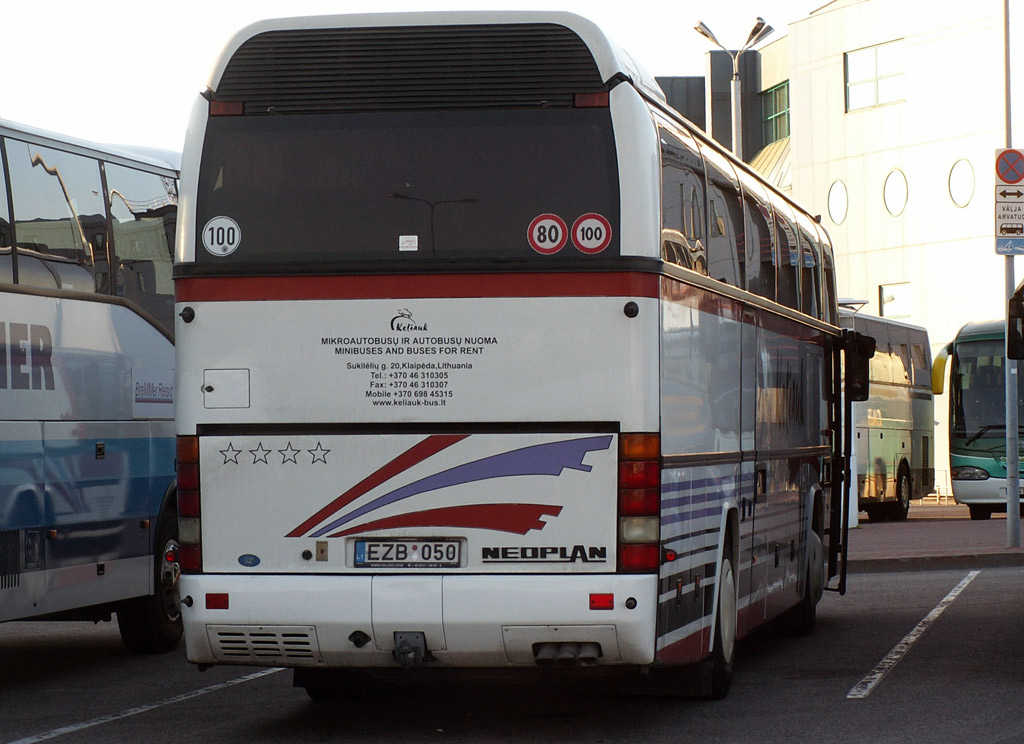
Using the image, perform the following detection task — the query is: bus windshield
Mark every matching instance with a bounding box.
[195,109,619,265]
[952,338,1024,443]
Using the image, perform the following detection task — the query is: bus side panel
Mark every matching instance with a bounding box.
[0,293,175,621]
[656,279,749,663]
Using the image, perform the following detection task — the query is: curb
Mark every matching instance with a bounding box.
[848,551,1024,573]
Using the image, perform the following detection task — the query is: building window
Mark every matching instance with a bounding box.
[761,82,790,145]
[880,282,911,319]
[845,40,904,112]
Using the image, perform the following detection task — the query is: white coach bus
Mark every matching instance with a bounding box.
[0,119,181,652]
[839,309,934,521]
[174,12,865,699]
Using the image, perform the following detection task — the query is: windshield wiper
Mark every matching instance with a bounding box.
[966,424,1005,446]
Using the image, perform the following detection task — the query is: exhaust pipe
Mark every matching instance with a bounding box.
[577,642,600,665]
[555,643,579,667]
[534,642,558,667]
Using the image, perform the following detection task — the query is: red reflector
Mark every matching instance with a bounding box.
[176,436,199,465]
[178,489,200,518]
[177,463,200,492]
[619,460,660,489]
[206,593,229,610]
[209,100,244,116]
[574,91,609,108]
[619,487,660,516]
[589,593,614,610]
[179,544,202,573]
[164,549,178,564]
[618,543,660,573]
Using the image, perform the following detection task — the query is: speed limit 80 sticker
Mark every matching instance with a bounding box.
[527,214,568,254]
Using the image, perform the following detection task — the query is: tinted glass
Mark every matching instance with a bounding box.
[196,109,618,265]
[660,127,706,273]
[740,175,775,303]
[0,141,11,284]
[7,139,106,292]
[106,163,177,333]
[700,146,743,288]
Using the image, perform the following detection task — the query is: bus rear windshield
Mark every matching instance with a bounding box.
[195,109,619,266]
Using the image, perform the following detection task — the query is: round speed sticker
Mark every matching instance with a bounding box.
[202,216,241,256]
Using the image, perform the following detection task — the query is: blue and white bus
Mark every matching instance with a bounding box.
[173,11,866,698]
[0,119,181,652]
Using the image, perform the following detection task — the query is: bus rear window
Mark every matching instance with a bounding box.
[195,109,619,265]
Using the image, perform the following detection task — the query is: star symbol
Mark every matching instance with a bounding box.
[279,442,300,464]
[250,443,271,464]
[220,443,241,465]
[308,442,331,464]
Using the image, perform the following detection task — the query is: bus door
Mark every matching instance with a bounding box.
[738,308,766,635]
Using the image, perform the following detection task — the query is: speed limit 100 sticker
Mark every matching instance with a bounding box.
[202,216,241,256]
[527,214,568,254]
[572,213,612,254]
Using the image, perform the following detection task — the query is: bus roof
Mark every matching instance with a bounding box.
[0,118,180,175]
[205,11,667,105]
[955,319,1005,341]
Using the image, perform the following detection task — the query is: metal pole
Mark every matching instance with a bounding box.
[730,58,743,158]
[1004,0,1020,548]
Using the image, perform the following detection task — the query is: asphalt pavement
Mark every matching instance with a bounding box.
[847,500,1024,571]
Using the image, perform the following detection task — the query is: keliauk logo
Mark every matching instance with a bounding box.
[391,308,428,332]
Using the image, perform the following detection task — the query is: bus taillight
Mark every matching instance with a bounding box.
[177,436,202,573]
[617,433,660,573]
[209,100,245,116]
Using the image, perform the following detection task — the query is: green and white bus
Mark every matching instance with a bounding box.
[934,320,1022,520]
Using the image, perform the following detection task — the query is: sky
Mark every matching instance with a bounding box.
[2,0,819,153]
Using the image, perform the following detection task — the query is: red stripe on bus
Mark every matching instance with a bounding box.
[286,434,467,538]
[175,272,659,302]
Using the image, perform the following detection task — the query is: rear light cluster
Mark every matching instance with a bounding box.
[177,436,202,573]
[617,433,661,573]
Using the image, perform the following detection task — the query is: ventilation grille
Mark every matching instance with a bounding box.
[0,530,19,590]
[215,23,605,113]
[207,625,323,665]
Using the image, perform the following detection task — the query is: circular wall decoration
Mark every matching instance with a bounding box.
[948,159,975,208]
[827,180,849,225]
[883,169,908,217]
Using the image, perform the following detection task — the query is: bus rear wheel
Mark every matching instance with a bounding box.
[116,506,183,653]
[890,465,912,521]
[702,537,737,699]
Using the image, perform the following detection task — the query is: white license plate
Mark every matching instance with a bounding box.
[353,539,461,568]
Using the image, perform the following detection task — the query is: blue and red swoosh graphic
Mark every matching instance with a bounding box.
[287,435,612,538]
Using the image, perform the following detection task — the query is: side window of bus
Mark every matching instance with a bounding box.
[867,323,893,383]
[659,127,706,273]
[739,174,775,303]
[888,327,912,384]
[816,223,838,325]
[106,163,178,335]
[796,218,821,320]
[911,337,931,388]
[698,145,743,288]
[0,140,11,284]
[6,139,106,293]
[773,204,800,311]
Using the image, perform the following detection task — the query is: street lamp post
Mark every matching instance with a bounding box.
[694,17,775,159]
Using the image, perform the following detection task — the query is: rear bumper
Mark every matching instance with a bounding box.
[180,573,657,668]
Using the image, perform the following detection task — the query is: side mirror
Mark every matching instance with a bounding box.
[1009,295,1024,360]
[844,330,875,403]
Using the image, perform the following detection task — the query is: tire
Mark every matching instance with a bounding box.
[890,465,912,521]
[969,505,993,521]
[117,505,183,653]
[783,529,823,636]
[706,540,737,699]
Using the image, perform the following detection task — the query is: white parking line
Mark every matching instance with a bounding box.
[847,570,980,700]
[5,667,284,744]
